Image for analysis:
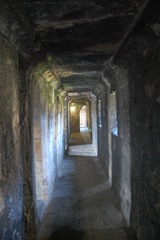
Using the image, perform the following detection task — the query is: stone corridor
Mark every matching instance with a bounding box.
[0,1,160,240]
[38,156,130,240]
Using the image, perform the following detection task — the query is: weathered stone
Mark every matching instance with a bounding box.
[112,1,160,239]
[0,33,25,240]
[0,1,33,56]
[0,0,160,240]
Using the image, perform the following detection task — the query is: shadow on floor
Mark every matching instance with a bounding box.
[48,226,131,240]
[49,225,84,240]
[38,156,131,240]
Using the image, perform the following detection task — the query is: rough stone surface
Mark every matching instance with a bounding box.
[109,93,117,133]
[0,1,33,56]
[96,85,110,179]
[129,52,160,240]
[0,0,160,240]
[31,62,66,230]
[103,66,131,225]
[113,1,160,239]
[0,34,24,240]
[0,33,37,240]
[24,0,147,93]
[18,55,37,240]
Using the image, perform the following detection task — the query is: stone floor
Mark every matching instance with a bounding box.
[38,156,131,240]
[68,132,97,156]
[69,132,92,146]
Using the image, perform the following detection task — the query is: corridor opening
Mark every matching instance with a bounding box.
[69,100,92,146]
[67,92,98,156]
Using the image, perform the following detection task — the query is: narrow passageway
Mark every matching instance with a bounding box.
[1,2,160,240]
[38,155,131,240]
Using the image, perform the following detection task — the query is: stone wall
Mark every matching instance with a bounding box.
[32,86,48,226]
[114,0,160,238]
[31,60,65,230]
[19,57,37,240]
[97,86,110,179]
[112,131,131,225]
[0,1,33,56]
[0,35,31,239]
[104,67,131,223]
[128,50,160,240]
[108,92,117,183]
[0,34,22,239]
[0,2,36,239]
[115,69,131,225]
[109,93,117,134]
[55,96,65,171]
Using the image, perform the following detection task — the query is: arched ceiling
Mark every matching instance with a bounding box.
[23,0,149,92]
